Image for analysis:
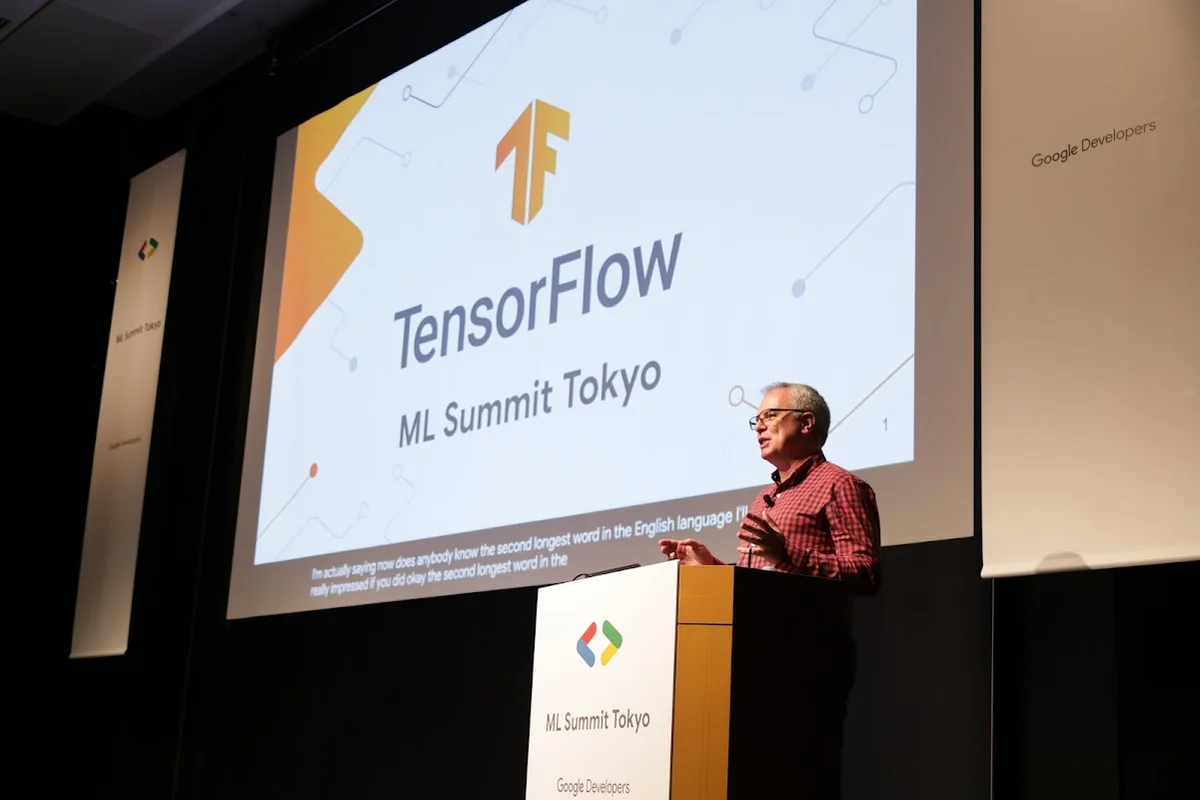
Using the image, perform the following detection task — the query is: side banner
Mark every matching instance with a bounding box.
[70,150,187,658]
[981,0,1199,577]
[526,561,679,799]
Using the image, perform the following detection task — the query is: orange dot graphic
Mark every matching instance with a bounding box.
[309,463,319,478]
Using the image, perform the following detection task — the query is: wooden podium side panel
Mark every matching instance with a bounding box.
[670,624,733,799]
[677,564,734,624]
[670,566,735,799]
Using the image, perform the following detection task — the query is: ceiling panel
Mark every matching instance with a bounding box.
[0,0,161,124]
[0,0,333,126]
[101,8,267,118]
[0,1,50,43]
[0,0,48,24]
[102,0,329,119]
[61,0,238,38]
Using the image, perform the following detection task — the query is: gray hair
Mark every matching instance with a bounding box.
[761,382,832,446]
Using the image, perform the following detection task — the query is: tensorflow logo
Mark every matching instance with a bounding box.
[495,99,570,226]
[576,620,622,668]
[138,237,159,261]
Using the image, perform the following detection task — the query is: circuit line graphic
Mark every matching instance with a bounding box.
[323,137,412,198]
[829,353,913,435]
[384,465,418,543]
[326,300,358,372]
[670,0,772,45]
[728,385,758,409]
[276,502,370,561]
[555,0,606,19]
[403,12,515,108]
[726,351,913,437]
[808,0,899,113]
[470,0,607,88]
[794,180,914,297]
[258,462,318,540]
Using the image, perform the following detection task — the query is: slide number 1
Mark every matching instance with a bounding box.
[882,418,888,432]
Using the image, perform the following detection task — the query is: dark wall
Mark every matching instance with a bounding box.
[3,107,139,789]
[993,562,1199,800]
[14,0,1195,798]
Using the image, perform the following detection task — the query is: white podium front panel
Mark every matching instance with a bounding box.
[526,561,679,799]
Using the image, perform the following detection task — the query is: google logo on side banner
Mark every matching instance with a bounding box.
[138,237,159,261]
[576,620,623,667]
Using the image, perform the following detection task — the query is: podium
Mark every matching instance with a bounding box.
[525,560,855,799]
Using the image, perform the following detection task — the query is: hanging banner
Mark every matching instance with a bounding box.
[981,0,1199,577]
[71,150,187,658]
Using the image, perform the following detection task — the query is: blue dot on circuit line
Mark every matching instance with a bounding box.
[670,28,682,45]
[801,74,816,92]
[349,357,358,372]
[792,279,807,298]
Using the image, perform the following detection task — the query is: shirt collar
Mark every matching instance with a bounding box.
[770,450,826,489]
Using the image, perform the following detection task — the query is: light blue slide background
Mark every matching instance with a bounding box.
[255,0,916,565]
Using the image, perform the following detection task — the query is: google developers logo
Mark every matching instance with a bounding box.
[577,620,623,667]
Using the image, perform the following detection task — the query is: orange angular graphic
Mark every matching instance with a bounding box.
[275,84,378,362]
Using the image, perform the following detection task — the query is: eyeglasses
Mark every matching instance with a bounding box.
[749,408,811,429]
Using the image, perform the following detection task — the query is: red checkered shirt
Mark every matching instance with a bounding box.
[733,451,881,598]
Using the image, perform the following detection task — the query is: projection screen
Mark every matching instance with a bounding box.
[229,0,974,618]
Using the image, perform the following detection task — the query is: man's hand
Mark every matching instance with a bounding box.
[737,510,789,566]
[659,538,719,566]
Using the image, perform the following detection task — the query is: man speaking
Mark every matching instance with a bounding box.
[658,381,881,589]
[658,382,881,798]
